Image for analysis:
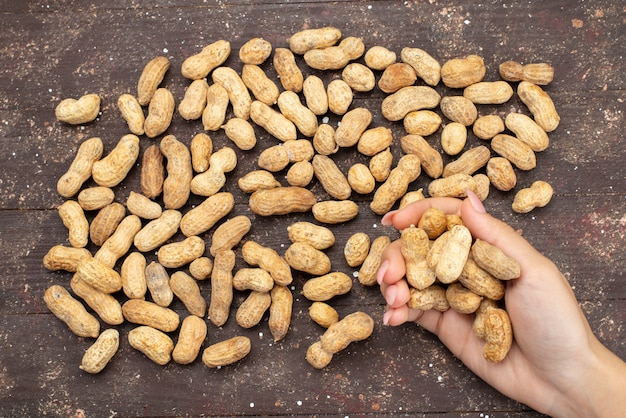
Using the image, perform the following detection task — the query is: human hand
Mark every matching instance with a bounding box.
[376,191,626,417]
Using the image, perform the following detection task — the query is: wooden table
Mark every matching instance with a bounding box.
[1,1,624,416]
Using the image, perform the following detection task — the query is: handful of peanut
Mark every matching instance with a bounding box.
[45,25,559,373]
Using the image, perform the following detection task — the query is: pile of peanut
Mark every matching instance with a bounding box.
[45,27,559,373]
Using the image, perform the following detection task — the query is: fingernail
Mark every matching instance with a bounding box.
[466,189,487,214]
[376,260,389,285]
[385,285,397,306]
[381,210,396,226]
[383,309,392,326]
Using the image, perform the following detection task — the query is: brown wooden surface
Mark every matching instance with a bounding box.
[0,1,624,417]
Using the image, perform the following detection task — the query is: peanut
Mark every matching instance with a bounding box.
[338,36,365,60]
[137,56,170,106]
[443,145,490,177]
[491,133,537,171]
[172,315,207,365]
[482,307,513,363]
[180,192,234,237]
[241,64,280,106]
[400,47,441,86]
[312,200,359,224]
[222,117,257,150]
[309,302,339,328]
[43,285,100,338]
[208,250,236,327]
[475,173,492,201]
[140,144,164,199]
[178,78,208,120]
[326,79,353,115]
[77,186,114,211]
[473,115,504,140]
[435,225,472,283]
[463,81,514,104]
[43,245,92,272]
[304,45,350,71]
[202,336,251,368]
[277,90,318,137]
[94,215,142,268]
[440,54,486,88]
[439,96,478,126]
[364,45,396,71]
[306,311,374,369]
[242,241,293,286]
[285,242,331,275]
[92,134,140,187]
[268,285,293,342]
[157,236,205,268]
[76,257,123,294]
[289,26,342,54]
[381,86,441,121]
[505,112,549,152]
[57,136,103,198]
[128,326,174,366]
[347,163,376,195]
[190,132,213,173]
[313,123,338,155]
[117,93,145,135]
[145,261,174,307]
[70,274,124,325]
[370,154,422,215]
[486,157,517,192]
[273,47,303,93]
[287,221,335,250]
[499,61,554,85]
[471,239,521,280]
[134,210,182,252]
[358,235,391,286]
[344,232,370,267]
[170,271,206,317]
[236,291,271,329]
[126,191,162,220]
[249,187,316,217]
[144,87,175,138]
[202,82,229,131]
[161,134,192,209]
[399,188,426,209]
[302,75,328,115]
[58,200,89,248]
[428,173,476,198]
[401,225,436,290]
[407,285,449,311]
[418,208,448,239]
[312,154,352,200]
[401,134,444,179]
[377,63,417,93]
[517,81,560,132]
[257,144,289,172]
[212,66,251,120]
[239,37,272,64]
[512,180,553,213]
[426,230,448,270]
[238,170,280,193]
[441,122,467,156]
[287,161,315,187]
[302,271,352,302]
[122,299,180,332]
[80,329,119,374]
[403,110,442,137]
[250,100,297,142]
[283,139,315,162]
[446,283,482,314]
[181,40,230,80]
[233,268,274,293]
[357,126,393,157]
[120,252,147,300]
[459,255,505,300]
[335,107,372,148]
[55,93,100,125]
[210,215,251,256]
[189,257,213,281]
[342,63,375,92]
[190,146,237,197]
[89,202,126,247]
[473,298,498,339]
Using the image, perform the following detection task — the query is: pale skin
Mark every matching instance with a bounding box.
[377,191,626,418]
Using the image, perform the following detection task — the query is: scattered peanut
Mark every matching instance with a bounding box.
[249,186,316,216]
[58,200,89,248]
[312,200,359,224]
[92,134,140,187]
[287,221,335,250]
[137,56,170,106]
[57,137,103,198]
[202,336,251,368]
[309,302,339,328]
[181,40,230,80]
[512,180,554,213]
[77,186,114,211]
[44,285,100,338]
[80,329,119,374]
[128,326,174,366]
[55,93,101,125]
[144,87,175,138]
[358,235,391,286]
[172,315,207,365]
[157,236,205,268]
[140,144,165,199]
[161,134,193,209]
[122,299,180,332]
[145,261,174,307]
[170,271,206,317]
[236,291,271,329]
[285,241,331,275]
[268,285,293,342]
[89,202,126,247]
[208,250,236,327]
[70,274,124,325]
